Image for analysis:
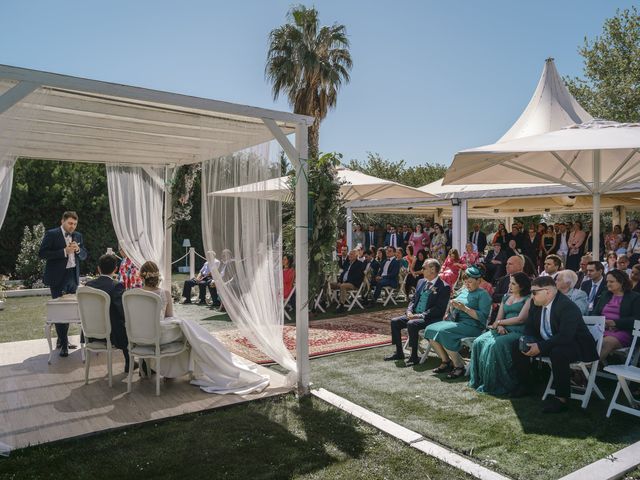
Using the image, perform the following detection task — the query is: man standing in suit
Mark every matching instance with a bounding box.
[445,219,453,251]
[39,211,88,357]
[384,226,399,248]
[511,276,598,413]
[469,224,487,254]
[331,249,366,313]
[552,222,570,267]
[365,224,378,251]
[384,259,451,365]
[580,261,606,314]
[400,224,411,250]
[85,254,134,373]
[369,246,400,305]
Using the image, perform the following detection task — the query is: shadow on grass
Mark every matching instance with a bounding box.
[0,395,368,480]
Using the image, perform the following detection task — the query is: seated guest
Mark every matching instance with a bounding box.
[330,249,365,313]
[370,248,385,282]
[604,251,618,274]
[461,242,480,267]
[86,254,133,373]
[404,245,415,270]
[181,260,216,305]
[405,249,427,296]
[395,247,408,269]
[369,246,400,305]
[439,248,465,288]
[469,272,531,394]
[384,260,451,365]
[617,254,632,275]
[484,243,507,283]
[631,264,640,293]
[511,276,598,413]
[491,255,525,303]
[282,254,296,306]
[117,245,142,290]
[337,245,349,270]
[425,266,492,379]
[539,254,561,280]
[592,269,640,363]
[580,261,606,313]
[505,239,520,259]
[575,255,592,288]
[555,269,589,315]
[476,264,495,297]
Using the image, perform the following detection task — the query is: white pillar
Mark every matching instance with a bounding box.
[459,200,468,253]
[592,151,601,261]
[452,203,461,253]
[163,166,173,286]
[294,123,310,396]
[346,207,353,250]
[189,247,195,279]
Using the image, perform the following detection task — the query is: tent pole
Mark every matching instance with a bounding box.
[163,166,173,286]
[294,123,310,396]
[452,203,461,253]
[460,200,468,253]
[346,207,353,250]
[593,151,601,261]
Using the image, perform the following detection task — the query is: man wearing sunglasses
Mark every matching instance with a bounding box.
[510,276,598,413]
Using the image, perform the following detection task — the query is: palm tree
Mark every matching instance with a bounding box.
[266,5,353,159]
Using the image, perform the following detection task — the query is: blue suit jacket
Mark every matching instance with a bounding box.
[39,227,88,287]
[408,277,451,321]
[380,258,400,287]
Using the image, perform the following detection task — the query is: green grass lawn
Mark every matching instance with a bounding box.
[310,347,640,480]
[0,394,473,480]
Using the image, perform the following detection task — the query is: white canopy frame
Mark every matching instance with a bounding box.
[0,64,313,395]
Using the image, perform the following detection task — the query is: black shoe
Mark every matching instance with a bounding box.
[59,346,69,357]
[180,299,192,304]
[542,396,569,414]
[195,299,208,305]
[67,343,78,350]
[384,352,405,361]
[405,356,420,367]
[510,386,532,398]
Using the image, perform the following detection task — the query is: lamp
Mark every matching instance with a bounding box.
[182,239,191,248]
[181,239,191,272]
[451,198,461,207]
[493,209,499,213]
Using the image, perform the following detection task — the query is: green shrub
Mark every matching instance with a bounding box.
[15,223,46,288]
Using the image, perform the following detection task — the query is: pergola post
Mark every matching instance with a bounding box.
[460,200,468,253]
[592,151,601,261]
[346,207,353,249]
[163,166,173,286]
[294,123,310,396]
[452,202,461,253]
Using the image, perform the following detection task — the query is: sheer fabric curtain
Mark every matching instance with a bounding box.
[202,143,297,376]
[106,165,165,271]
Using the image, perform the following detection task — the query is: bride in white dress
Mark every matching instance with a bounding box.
[137,261,270,394]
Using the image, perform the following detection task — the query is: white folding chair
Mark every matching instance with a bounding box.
[605,320,640,418]
[77,286,114,387]
[123,289,188,396]
[541,315,606,409]
[284,286,296,321]
[346,282,366,312]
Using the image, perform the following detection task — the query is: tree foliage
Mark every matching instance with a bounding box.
[15,223,46,288]
[266,5,353,158]
[347,153,448,188]
[565,7,640,122]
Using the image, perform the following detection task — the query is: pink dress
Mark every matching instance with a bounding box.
[461,251,479,267]
[409,232,428,254]
[439,256,462,288]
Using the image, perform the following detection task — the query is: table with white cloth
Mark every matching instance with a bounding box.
[45,295,85,364]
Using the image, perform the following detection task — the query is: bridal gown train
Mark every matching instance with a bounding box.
[147,289,270,395]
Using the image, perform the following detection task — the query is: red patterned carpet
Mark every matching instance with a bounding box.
[215,308,405,364]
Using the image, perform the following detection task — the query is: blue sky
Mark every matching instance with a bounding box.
[0,1,636,166]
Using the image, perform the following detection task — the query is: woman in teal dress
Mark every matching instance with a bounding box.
[468,272,532,394]
[425,266,492,379]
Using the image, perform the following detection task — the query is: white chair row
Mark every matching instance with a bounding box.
[76,286,188,396]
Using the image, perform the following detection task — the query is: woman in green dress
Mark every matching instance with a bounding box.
[425,266,492,379]
[468,272,532,394]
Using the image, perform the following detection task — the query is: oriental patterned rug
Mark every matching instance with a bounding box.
[214,308,405,365]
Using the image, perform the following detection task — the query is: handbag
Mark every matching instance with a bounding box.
[518,335,538,353]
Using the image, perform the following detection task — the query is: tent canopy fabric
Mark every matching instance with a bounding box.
[0,64,312,166]
[209,166,436,202]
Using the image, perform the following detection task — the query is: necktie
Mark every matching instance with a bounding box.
[425,282,432,290]
[542,307,552,338]
[588,283,598,303]
[391,234,396,247]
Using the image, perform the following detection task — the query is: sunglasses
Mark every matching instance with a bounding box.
[531,288,549,296]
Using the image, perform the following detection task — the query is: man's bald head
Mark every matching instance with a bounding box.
[505,255,524,275]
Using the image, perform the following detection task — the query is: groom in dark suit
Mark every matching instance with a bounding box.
[86,254,134,373]
[384,259,451,366]
[39,211,88,357]
[511,276,598,413]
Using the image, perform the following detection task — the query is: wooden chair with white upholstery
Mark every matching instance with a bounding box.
[605,320,640,418]
[123,289,188,396]
[77,286,114,388]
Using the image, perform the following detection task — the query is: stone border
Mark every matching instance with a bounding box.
[558,441,640,480]
[312,387,511,480]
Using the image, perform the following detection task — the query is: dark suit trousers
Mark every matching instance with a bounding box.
[373,278,396,300]
[511,340,581,398]
[50,267,78,348]
[182,277,213,302]
[390,315,429,357]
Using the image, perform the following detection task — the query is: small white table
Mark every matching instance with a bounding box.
[45,295,85,364]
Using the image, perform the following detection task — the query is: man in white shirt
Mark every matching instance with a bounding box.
[539,255,562,280]
[554,223,569,267]
[627,221,640,266]
[181,261,214,305]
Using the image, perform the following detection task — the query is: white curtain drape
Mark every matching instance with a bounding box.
[106,165,165,271]
[0,158,16,230]
[202,143,297,376]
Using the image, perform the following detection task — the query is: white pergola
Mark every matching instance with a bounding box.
[0,64,313,394]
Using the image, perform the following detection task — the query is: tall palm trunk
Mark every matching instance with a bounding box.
[307,117,321,160]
